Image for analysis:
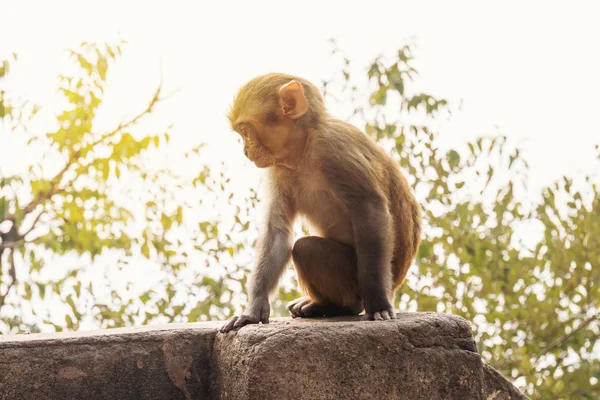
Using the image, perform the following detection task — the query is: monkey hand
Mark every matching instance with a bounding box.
[219,297,270,333]
[363,297,396,321]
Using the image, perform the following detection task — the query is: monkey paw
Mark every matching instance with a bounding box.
[220,297,270,333]
[219,314,265,333]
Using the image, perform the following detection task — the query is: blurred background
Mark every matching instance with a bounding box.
[1,1,599,398]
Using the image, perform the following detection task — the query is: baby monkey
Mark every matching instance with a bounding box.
[220,74,421,332]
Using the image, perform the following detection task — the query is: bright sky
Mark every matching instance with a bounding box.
[1,0,600,331]
[2,0,600,190]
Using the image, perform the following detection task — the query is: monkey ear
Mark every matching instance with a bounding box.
[278,80,309,119]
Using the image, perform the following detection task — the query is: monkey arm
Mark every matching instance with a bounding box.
[249,189,296,300]
[350,198,396,320]
[221,190,296,332]
[248,223,294,303]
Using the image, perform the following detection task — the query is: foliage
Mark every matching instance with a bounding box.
[321,42,599,399]
[1,41,598,399]
[0,43,256,333]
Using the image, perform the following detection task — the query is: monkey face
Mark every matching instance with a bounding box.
[237,123,277,168]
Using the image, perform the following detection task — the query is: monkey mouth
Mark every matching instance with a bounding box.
[252,149,276,168]
[254,158,275,168]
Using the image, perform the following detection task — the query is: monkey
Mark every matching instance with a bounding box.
[220,73,421,333]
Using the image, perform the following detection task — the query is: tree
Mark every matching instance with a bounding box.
[1,41,598,399]
[319,42,599,399]
[0,43,256,332]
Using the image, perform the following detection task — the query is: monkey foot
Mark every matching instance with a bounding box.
[362,304,397,321]
[362,310,396,320]
[286,297,361,318]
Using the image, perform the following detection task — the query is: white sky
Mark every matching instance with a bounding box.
[2,0,599,190]
[1,0,600,330]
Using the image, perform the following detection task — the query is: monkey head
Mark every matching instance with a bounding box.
[228,73,326,168]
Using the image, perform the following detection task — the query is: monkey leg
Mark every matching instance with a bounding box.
[288,236,363,318]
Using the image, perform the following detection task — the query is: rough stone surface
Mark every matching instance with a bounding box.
[0,313,528,400]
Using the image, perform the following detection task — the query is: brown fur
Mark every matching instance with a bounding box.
[221,73,421,332]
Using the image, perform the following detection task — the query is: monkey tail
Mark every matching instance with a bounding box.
[412,200,423,260]
[392,197,422,291]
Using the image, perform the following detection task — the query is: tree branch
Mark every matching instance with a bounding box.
[0,241,22,250]
[0,249,17,311]
[84,83,164,150]
[21,208,45,238]
[3,83,165,224]
[3,161,72,224]
[534,311,600,366]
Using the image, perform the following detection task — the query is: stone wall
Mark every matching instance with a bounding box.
[0,312,528,399]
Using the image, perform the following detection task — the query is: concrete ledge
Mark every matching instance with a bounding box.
[0,313,528,400]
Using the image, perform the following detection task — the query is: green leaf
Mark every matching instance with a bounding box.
[24,283,32,300]
[141,242,150,258]
[370,87,387,106]
[176,206,183,224]
[97,55,108,81]
[0,60,10,78]
[37,283,46,299]
[447,150,460,170]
